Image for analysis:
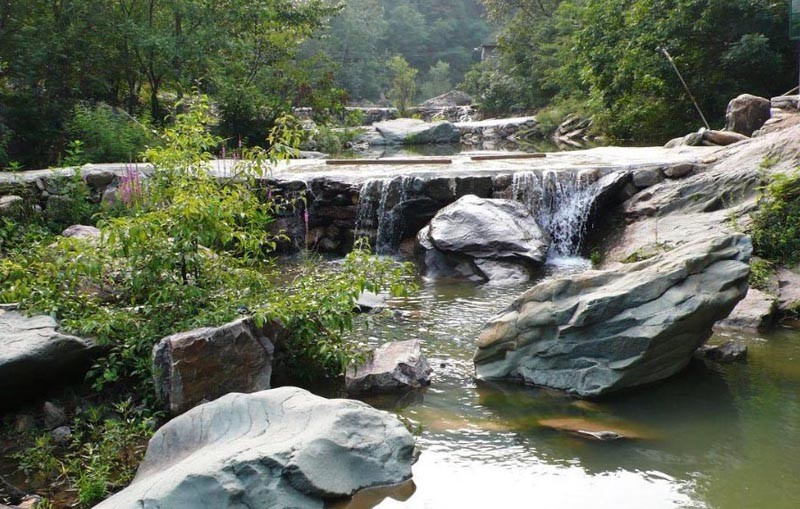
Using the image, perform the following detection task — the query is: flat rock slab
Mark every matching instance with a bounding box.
[0,309,97,403]
[717,287,776,330]
[346,340,433,395]
[95,387,416,509]
[152,318,276,415]
[474,235,751,397]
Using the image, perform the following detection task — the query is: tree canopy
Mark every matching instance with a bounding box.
[470,0,795,139]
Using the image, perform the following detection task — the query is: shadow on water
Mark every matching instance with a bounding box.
[321,257,800,508]
[473,359,739,477]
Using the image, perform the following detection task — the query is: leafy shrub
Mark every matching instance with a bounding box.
[66,103,154,164]
[14,399,153,507]
[752,171,800,266]
[749,258,775,292]
[1,95,413,397]
[44,168,99,231]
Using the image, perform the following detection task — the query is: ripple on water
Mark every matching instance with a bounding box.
[344,260,800,509]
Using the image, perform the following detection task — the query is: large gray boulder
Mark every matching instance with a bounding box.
[94,388,416,509]
[420,90,473,108]
[417,195,550,282]
[0,308,98,404]
[725,94,771,136]
[372,119,460,145]
[346,340,433,395]
[153,318,276,415]
[473,235,752,397]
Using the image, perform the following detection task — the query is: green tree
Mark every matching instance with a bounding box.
[388,56,418,115]
[420,60,452,100]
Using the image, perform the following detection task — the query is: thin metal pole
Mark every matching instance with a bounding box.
[658,47,711,130]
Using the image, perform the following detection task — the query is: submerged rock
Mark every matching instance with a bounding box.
[0,309,98,405]
[538,417,652,441]
[95,388,416,509]
[417,195,550,282]
[473,235,751,397]
[346,340,433,395]
[152,318,276,415]
[696,341,747,363]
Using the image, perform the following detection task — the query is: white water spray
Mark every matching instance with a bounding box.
[511,170,603,257]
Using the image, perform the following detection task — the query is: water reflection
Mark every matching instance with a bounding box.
[343,268,800,509]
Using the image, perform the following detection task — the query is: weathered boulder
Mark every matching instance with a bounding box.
[0,195,24,215]
[420,90,473,108]
[0,309,98,405]
[663,163,695,179]
[372,119,460,145]
[632,167,664,188]
[153,318,277,415]
[346,340,432,395]
[355,291,388,313]
[61,224,101,240]
[417,195,550,282]
[474,235,751,397]
[725,94,771,136]
[771,95,800,111]
[717,287,776,330]
[94,388,416,509]
[777,268,800,315]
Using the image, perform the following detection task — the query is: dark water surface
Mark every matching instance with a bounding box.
[346,259,800,509]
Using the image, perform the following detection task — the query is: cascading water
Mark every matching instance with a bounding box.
[354,176,418,255]
[511,170,602,257]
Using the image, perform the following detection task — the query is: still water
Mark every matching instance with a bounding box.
[347,260,800,509]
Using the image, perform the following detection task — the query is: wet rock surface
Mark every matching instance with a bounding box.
[95,387,416,509]
[417,195,550,282]
[696,341,748,363]
[474,235,752,397]
[346,339,433,395]
[152,318,277,415]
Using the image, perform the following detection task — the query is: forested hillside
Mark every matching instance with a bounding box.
[302,0,491,103]
[466,0,795,139]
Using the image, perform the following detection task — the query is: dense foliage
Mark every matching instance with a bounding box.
[0,0,341,168]
[470,0,794,140]
[752,171,800,268]
[301,0,491,103]
[1,96,413,505]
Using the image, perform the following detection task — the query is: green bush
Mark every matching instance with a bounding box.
[14,399,154,508]
[66,103,153,164]
[752,171,800,267]
[749,258,775,292]
[1,95,413,396]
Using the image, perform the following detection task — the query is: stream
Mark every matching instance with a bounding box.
[343,259,800,509]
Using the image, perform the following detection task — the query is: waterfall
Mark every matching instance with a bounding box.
[512,170,602,256]
[354,176,418,255]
